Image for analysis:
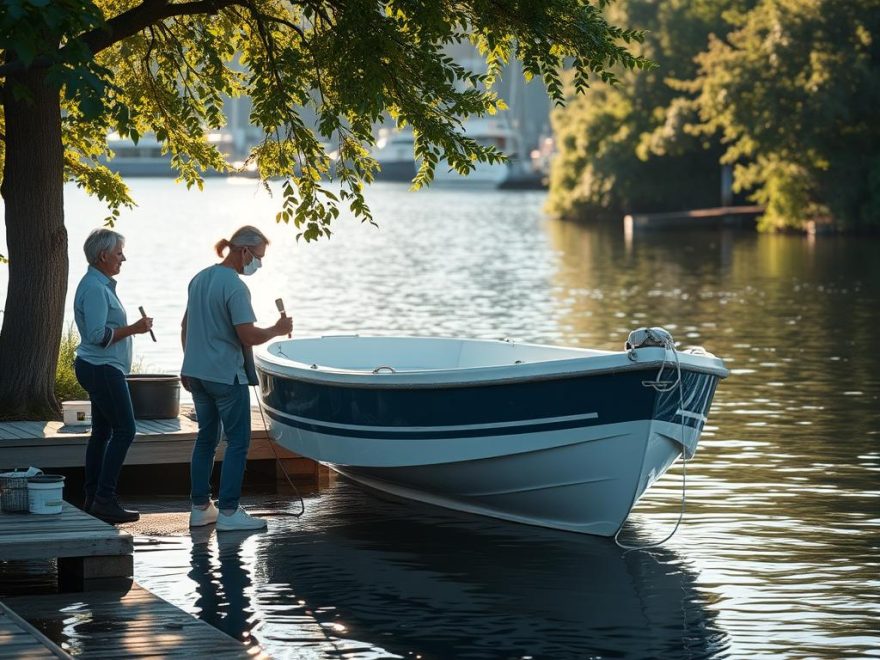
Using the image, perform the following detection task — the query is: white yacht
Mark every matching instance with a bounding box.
[372,117,518,187]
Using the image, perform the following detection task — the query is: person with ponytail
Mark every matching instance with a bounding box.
[180,225,292,532]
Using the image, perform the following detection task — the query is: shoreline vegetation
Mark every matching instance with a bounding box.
[547,0,879,235]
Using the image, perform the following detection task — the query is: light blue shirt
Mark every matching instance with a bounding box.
[74,266,132,374]
[181,264,257,385]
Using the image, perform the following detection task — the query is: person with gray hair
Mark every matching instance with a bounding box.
[73,227,154,523]
[181,224,292,532]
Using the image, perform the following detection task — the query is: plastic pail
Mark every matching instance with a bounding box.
[62,400,91,426]
[27,474,65,514]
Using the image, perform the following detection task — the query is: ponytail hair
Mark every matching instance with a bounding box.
[214,225,270,257]
[214,238,231,257]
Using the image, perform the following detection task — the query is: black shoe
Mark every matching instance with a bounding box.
[82,494,94,513]
[90,496,140,523]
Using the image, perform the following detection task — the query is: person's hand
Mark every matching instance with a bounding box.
[133,316,153,335]
[180,375,191,392]
[275,314,293,337]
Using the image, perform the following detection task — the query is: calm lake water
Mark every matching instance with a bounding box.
[2,179,879,658]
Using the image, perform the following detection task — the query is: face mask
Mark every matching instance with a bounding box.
[242,247,262,276]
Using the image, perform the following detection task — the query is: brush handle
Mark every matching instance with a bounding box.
[138,306,157,342]
[275,298,291,338]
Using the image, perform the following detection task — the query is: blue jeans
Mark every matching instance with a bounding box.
[74,358,137,501]
[188,377,251,510]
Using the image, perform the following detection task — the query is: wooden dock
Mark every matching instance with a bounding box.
[624,205,763,232]
[0,406,328,484]
[2,584,261,658]
[0,503,132,592]
[0,600,71,658]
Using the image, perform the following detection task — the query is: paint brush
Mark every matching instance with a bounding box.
[138,306,156,342]
[275,298,291,338]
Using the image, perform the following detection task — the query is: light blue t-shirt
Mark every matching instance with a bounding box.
[74,266,132,374]
[181,264,257,385]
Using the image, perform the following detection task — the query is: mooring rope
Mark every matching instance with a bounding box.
[252,385,305,518]
[615,336,689,552]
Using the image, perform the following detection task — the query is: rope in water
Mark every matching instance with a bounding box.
[252,385,305,518]
[615,338,689,552]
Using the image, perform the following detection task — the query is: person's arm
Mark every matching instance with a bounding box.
[110,316,152,344]
[81,288,151,345]
[179,311,191,392]
[80,286,113,348]
[235,315,293,347]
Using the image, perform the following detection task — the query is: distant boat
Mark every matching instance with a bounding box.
[101,131,257,177]
[101,132,172,177]
[255,334,728,536]
[372,117,518,187]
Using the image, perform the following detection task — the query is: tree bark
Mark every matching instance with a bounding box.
[0,65,67,420]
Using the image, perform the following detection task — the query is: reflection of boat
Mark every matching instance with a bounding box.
[372,117,517,186]
[255,335,728,536]
[254,483,728,659]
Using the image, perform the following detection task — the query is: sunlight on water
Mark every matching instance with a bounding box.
[1,179,878,658]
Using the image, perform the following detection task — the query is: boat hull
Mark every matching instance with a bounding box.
[257,338,723,536]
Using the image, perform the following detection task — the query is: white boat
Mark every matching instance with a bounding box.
[372,117,517,187]
[101,130,244,177]
[255,334,728,536]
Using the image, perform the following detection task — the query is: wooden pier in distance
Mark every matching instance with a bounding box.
[624,205,764,232]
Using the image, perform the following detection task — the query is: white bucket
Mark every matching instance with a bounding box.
[62,400,91,426]
[27,475,65,514]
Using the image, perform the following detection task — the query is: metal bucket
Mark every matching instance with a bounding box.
[126,374,181,419]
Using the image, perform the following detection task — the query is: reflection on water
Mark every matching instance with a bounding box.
[139,484,729,660]
[2,181,879,657]
[188,527,264,652]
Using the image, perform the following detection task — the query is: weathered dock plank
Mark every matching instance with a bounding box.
[0,601,71,658]
[0,406,305,470]
[0,503,133,590]
[0,503,132,562]
[2,584,262,658]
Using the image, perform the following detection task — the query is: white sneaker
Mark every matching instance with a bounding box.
[189,500,219,527]
[216,506,267,532]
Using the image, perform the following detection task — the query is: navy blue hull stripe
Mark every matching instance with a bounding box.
[259,368,718,431]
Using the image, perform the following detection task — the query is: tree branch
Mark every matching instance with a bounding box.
[0,0,246,77]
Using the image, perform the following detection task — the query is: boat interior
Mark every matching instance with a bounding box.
[265,336,614,373]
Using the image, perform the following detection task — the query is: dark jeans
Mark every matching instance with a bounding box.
[188,376,251,511]
[74,358,136,500]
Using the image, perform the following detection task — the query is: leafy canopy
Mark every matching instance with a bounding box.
[546,0,752,220]
[0,0,650,242]
[547,0,880,231]
[687,0,880,230]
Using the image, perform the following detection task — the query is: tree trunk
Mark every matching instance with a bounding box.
[0,65,67,420]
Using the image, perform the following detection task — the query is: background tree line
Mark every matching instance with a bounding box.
[547,0,880,233]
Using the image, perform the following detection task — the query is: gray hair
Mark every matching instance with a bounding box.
[83,228,124,266]
[214,225,270,257]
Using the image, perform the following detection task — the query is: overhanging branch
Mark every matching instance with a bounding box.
[0,0,247,78]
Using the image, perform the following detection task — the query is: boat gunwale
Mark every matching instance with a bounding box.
[255,338,729,390]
